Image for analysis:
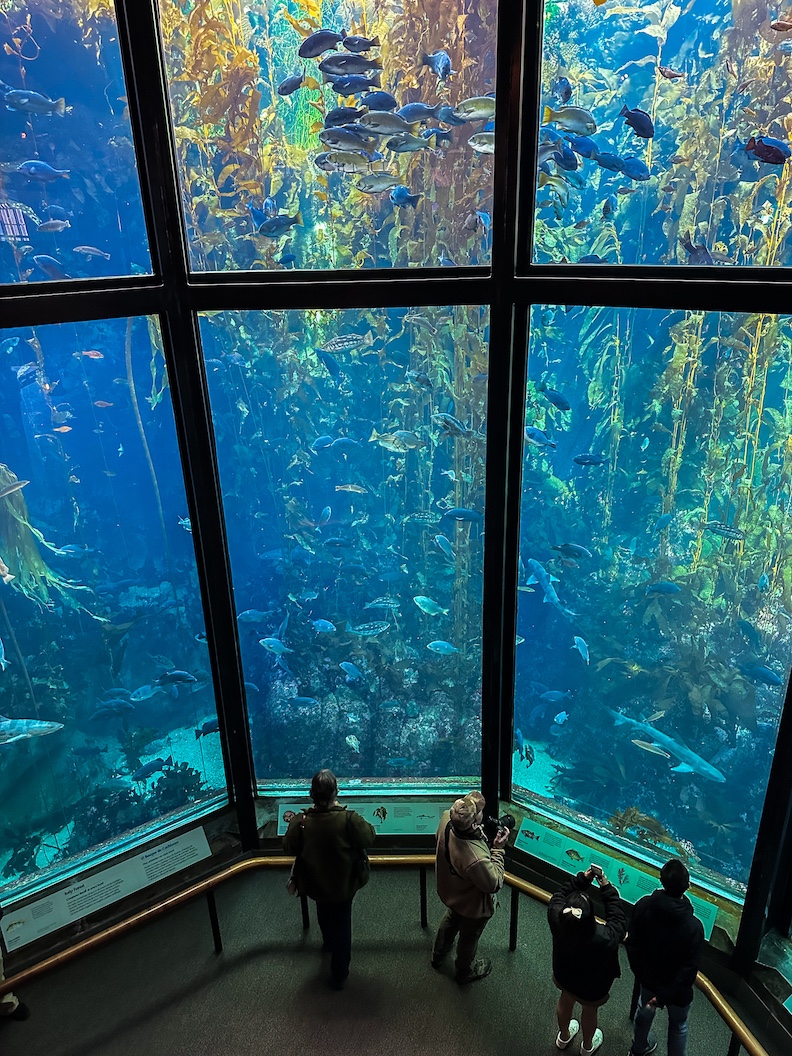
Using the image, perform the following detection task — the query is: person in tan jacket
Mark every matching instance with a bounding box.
[431,790,508,983]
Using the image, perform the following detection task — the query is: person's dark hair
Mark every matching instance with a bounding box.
[660,858,690,897]
[558,890,596,937]
[310,769,338,810]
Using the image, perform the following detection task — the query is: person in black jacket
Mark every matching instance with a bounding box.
[283,769,376,990]
[626,859,704,1056]
[548,865,627,1056]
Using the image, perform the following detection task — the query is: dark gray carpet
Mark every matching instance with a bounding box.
[0,868,772,1056]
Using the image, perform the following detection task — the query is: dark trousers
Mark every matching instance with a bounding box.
[432,907,489,977]
[315,898,354,982]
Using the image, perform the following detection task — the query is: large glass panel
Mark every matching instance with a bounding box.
[198,306,488,783]
[533,1,792,267]
[159,2,496,271]
[0,2,151,285]
[0,317,224,895]
[513,305,789,899]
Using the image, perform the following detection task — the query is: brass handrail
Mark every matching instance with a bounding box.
[0,856,771,1056]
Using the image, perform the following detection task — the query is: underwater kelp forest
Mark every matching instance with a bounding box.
[198,304,488,781]
[0,0,151,284]
[513,305,791,893]
[536,0,792,266]
[0,317,223,888]
[158,0,496,270]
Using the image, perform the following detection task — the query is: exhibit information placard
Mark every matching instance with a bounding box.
[0,827,211,952]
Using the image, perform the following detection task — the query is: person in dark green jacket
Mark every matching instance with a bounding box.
[283,769,376,989]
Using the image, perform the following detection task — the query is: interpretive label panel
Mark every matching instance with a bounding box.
[515,818,718,939]
[277,798,447,837]
[0,828,211,952]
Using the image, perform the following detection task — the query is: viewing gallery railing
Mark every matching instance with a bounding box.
[0,855,771,1056]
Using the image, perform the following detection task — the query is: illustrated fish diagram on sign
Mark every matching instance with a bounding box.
[514,818,718,939]
[277,797,448,835]
[158,0,496,270]
[534,0,792,267]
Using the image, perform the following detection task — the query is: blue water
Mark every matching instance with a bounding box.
[513,304,789,893]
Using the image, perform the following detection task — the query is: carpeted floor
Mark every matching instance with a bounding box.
[0,868,778,1056]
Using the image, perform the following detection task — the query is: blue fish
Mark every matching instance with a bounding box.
[340,660,365,683]
[645,581,681,595]
[434,104,468,126]
[277,71,305,96]
[325,105,367,127]
[569,136,598,158]
[298,29,344,59]
[573,452,608,465]
[595,152,625,172]
[654,513,673,533]
[439,507,482,523]
[316,349,343,378]
[524,426,556,449]
[328,73,381,94]
[738,662,783,687]
[364,90,398,111]
[579,254,607,263]
[758,572,770,592]
[312,619,336,633]
[622,156,651,181]
[421,49,453,80]
[32,254,67,279]
[195,718,219,739]
[397,101,443,123]
[619,104,654,138]
[17,160,69,181]
[390,185,421,207]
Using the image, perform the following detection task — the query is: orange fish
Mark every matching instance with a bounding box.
[93,400,114,408]
[54,425,72,433]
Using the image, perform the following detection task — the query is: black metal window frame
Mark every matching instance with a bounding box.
[1,0,791,977]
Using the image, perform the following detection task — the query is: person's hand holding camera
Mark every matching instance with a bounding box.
[492,827,510,849]
[585,863,609,886]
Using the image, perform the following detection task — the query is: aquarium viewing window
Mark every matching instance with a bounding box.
[0,317,226,893]
[513,304,790,900]
[533,0,792,267]
[158,0,496,272]
[198,306,487,785]
[0,1,151,286]
[1,0,792,992]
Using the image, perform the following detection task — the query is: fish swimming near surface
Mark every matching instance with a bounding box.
[0,715,64,745]
[609,710,726,782]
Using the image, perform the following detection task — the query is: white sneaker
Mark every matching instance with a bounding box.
[556,1020,580,1049]
[581,1028,603,1055]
